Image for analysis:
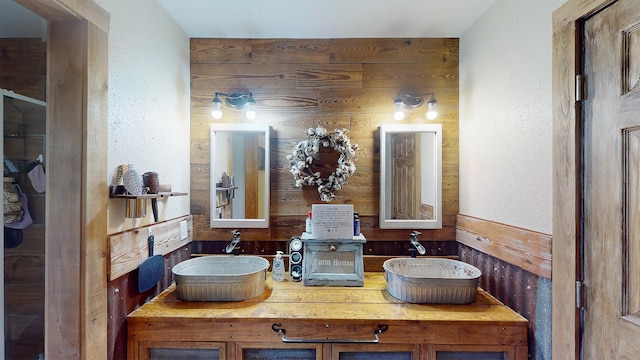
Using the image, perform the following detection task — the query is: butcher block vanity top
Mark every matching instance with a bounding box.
[128,272,528,360]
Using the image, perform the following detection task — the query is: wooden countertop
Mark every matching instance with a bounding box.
[128,272,528,326]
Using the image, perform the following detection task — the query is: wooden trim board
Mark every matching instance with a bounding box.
[456,214,552,279]
[108,215,193,281]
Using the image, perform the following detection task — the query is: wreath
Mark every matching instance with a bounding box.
[286,126,359,202]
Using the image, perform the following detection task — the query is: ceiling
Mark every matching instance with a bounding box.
[157,0,497,38]
[0,0,497,39]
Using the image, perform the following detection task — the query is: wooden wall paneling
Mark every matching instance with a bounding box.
[191,38,459,245]
[190,38,252,64]
[191,90,320,115]
[296,63,363,89]
[329,38,458,64]
[190,63,299,91]
[108,215,193,280]
[251,89,320,112]
[0,38,47,101]
[457,215,552,279]
[0,75,45,102]
[0,38,47,77]
[251,39,331,64]
[318,88,396,113]
[269,113,353,139]
[363,62,459,89]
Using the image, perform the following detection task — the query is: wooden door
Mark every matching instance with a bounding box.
[391,133,419,220]
[582,0,640,358]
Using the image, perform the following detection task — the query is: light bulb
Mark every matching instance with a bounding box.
[426,96,438,120]
[211,95,223,119]
[245,96,256,119]
[393,100,404,121]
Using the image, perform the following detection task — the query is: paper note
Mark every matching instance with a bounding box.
[311,204,354,239]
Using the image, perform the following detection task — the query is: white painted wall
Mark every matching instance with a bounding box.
[95,0,191,234]
[459,0,566,234]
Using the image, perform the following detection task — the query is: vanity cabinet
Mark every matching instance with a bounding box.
[128,273,527,360]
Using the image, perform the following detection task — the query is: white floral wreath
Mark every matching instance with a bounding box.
[286,126,359,202]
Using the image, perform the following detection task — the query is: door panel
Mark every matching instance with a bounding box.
[583,0,640,358]
[391,133,419,220]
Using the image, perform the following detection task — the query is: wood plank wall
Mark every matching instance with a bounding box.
[190,38,459,244]
[0,38,47,360]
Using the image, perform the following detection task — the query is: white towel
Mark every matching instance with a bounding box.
[28,163,46,193]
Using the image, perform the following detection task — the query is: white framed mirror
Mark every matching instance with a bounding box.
[210,123,270,228]
[379,124,442,229]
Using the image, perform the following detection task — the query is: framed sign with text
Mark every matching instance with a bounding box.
[301,233,366,287]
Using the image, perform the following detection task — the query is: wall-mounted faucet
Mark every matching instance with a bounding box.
[225,229,241,254]
[409,231,426,258]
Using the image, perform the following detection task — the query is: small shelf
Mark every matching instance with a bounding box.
[109,192,188,199]
[215,186,237,191]
[109,185,188,222]
[109,185,187,199]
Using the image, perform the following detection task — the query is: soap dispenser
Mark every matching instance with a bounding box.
[272,251,285,281]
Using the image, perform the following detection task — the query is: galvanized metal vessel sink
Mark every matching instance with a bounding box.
[383,257,482,304]
[172,255,270,301]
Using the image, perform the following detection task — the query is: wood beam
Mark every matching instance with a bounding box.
[46,18,109,359]
[15,0,109,33]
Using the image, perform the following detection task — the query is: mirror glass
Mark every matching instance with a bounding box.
[379,124,442,229]
[210,123,270,228]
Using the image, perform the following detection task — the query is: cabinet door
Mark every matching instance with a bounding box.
[331,343,420,360]
[429,344,513,360]
[236,341,323,360]
[139,341,226,360]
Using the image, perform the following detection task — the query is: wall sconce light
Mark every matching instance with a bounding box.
[393,93,438,121]
[211,92,257,120]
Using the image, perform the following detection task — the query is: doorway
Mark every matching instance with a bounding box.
[1,90,46,359]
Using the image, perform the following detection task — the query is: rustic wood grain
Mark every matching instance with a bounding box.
[190,38,252,64]
[296,63,362,89]
[108,215,193,280]
[552,1,597,359]
[128,272,527,359]
[84,21,110,360]
[46,20,86,359]
[580,2,640,359]
[251,39,331,64]
[456,215,552,279]
[190,63,298,90]
[190,38,459,244]
[45,19,110,359]
[329,38,458,64]
[363,62,459,89]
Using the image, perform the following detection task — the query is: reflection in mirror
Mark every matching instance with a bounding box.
[380,124,442,229]
[210,123,270,228]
